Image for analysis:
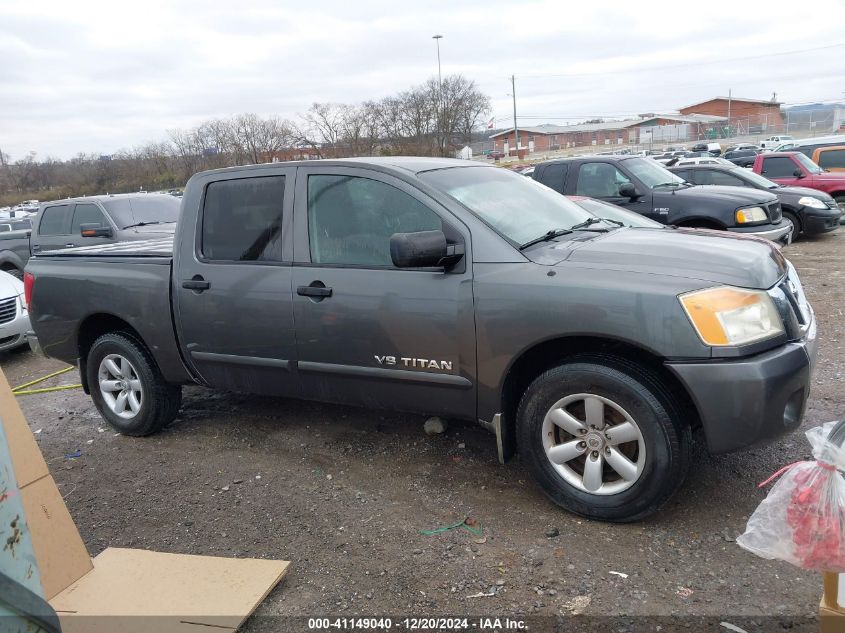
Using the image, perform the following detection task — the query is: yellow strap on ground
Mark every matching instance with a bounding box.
[12,365,80,396]
[13,384,83,396]
[12,366,74,391]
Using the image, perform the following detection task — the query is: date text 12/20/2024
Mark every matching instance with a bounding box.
[308,618,527,630]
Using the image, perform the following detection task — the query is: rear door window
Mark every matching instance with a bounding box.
[535,163,568,193]
[201,176,285,262]
[38,205,72,235]
[708,171,746,187]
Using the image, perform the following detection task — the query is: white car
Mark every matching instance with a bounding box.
[760,135,793,150]
[0,270,30,352]
[670,156,735,167]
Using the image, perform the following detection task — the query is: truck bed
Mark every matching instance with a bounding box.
[26,235,191,386]
[37,237,174,258]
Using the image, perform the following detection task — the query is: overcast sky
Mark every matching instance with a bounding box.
[2,0,845,159]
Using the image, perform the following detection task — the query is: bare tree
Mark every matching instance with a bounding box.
[1,75,492,206]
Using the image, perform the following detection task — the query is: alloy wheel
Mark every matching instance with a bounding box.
[542,393,646,495]
[98,354,143,419]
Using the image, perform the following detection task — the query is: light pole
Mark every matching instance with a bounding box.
[432,34,443,156]
[432,35,443,91]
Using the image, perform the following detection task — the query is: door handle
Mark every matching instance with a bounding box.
[297,285,332,298]
[182,277,210,291]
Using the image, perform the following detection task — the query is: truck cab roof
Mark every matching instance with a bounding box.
[193,157,487,179]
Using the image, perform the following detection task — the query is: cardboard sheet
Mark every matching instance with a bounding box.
[0,366,290,631]
[52,548,289,632]
[0,370,50,487]
[20,473,93,600]
[822,572,845,633]
[0,369,93,598]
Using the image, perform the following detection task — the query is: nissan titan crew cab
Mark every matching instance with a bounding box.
[25,158,817,522]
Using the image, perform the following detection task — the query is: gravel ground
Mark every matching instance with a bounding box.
[2,230,843,631]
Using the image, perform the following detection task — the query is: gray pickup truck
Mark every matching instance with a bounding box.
[0,193,179,278]
[25,158,818,521]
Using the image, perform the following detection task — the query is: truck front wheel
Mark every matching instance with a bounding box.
[517,356,691,522]
[86,332,181,436]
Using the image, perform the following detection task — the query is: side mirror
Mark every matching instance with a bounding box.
[390,230,464,269]
[80,223,113,238]
[618,182,639,198]
[792,169,805,178]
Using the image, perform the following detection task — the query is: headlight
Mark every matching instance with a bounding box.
[18,294,27,313]
[798,196,827,210]
[679,286,784,346]
[735,206,767,224]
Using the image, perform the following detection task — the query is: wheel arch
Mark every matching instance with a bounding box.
[780,205,802,233]
[0,252,25,274]
[499,335,701,454]
[77,313,149,394]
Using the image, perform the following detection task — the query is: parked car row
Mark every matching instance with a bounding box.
[530,154,795,244]
[668,163,841,238]
[749,151,845,214]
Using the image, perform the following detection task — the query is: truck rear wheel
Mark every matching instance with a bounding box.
[516,355,691,522]
[86,332,181,436]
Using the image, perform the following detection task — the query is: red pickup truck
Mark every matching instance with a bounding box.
[751,151,845,214]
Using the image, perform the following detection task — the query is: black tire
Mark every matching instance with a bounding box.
[834,196,845,221]
[86,332,181,436]
[517,355,691,522]
[782,210,801,242]
[2,267,23,280]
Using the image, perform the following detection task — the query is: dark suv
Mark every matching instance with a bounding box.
[531,155,791,243]
[723,149,758,167]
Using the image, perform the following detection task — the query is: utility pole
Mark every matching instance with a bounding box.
[726,88,732,138]
[432,35,444,156]
[511,75,519,155]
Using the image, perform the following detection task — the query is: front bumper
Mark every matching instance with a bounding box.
[666,321,817,454]
[801,207,842,235]
[0,302,31,352]
[727,222,793,246]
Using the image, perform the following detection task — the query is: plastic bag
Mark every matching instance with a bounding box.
[737,421,845,572]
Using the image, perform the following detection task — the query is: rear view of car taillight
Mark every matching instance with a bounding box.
[23,272,34,310]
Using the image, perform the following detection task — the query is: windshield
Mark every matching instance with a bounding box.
[102,195,181,229]
[625,157,685,187]
[420,167,595,245]
[794,152,824,174]
[569,197,662,228]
